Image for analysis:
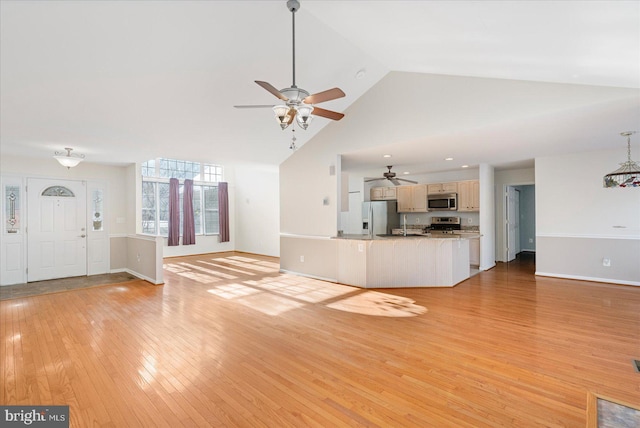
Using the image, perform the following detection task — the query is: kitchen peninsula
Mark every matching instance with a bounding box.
[335,234,473,288]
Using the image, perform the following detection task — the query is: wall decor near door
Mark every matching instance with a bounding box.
[92,189,103,231]
[5,185,20,234]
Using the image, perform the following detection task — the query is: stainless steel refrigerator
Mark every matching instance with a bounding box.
[362,201,400,236]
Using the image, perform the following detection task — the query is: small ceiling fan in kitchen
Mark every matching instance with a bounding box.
[233,0,345,130]
[365,166,417,186]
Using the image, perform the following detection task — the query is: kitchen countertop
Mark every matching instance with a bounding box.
[335,233,480,240]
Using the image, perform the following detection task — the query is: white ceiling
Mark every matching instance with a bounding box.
[1,0,639,173]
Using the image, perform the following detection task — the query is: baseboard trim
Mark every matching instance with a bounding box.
[535,271,639,287]
[111,268,163,285]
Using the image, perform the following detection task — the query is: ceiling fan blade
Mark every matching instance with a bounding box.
[364,177,384,182]
[312,106,345,121]
[287,108,296,125]
[255,81,289,101]
[303,88,346,105]
[390,179,401,186]
[234,105,275,109]
[397,178,418,184]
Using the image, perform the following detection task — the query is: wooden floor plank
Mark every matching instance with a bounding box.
[1,251,639,427]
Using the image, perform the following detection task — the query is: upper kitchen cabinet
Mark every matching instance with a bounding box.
[427,182,458,194]
[370,186,397,201]
[397,184,428,212]
[458,180,480,212]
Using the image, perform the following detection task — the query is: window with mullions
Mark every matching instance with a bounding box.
[141,158,222,236]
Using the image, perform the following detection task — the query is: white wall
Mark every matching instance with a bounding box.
[536,149,639,236]
[478,163,495,270]
[281,144,339,237]
[535,147,640,285]
[234,165,280,257]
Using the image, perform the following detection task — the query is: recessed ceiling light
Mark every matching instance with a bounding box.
[355,68,367,79]
[461,165,469,168]
[383,154,392,158]
[403,171,410,175]
[445,157,453,161]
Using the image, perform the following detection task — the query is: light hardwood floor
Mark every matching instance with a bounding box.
[1,252,639,427]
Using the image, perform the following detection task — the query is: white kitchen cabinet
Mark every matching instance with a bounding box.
[370,186,397,201]
[458,180,480,212]
[370,187,383,200]
[397,184,427,212]
[427,182,458,194]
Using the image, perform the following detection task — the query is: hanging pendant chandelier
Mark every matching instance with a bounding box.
[603,131,640,188]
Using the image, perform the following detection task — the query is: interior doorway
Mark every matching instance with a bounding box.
[506,186,519,262]
[27,178,87,282]
[505,184,535,263]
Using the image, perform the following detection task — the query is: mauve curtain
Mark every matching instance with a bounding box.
[182,179,196,245]
[218,182,230,243]
[168,178,180,246]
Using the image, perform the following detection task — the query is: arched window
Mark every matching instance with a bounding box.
[41,186,75,197]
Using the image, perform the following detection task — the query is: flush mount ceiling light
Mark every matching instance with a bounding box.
[604,131,640,188]
[383,154,392,158]
[54,147,84,169]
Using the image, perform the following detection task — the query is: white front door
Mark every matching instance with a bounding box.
[27,178,87,282]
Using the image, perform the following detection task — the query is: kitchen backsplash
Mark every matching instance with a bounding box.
[398,224,480,232]
[400,212,480,226]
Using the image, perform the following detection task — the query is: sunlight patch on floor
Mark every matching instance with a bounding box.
[235,292,306,316]
[199,260,256,276]
[208,283,261,299]
[327,291,427,317]
[178,262,238,280]
[247,280,353,303]
[180,256,429,317]
[216,257,273,273]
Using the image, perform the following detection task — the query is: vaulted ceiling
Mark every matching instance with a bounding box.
[1,1,639,172]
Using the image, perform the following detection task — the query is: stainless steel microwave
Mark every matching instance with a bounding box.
[427,193,457,211]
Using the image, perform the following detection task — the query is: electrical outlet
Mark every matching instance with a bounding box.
[358,243,364,252]
[529,238,533,243]
[602,258,611,267]
[300,255,304,263]
[467,218,473,224]
[415,218,421,224]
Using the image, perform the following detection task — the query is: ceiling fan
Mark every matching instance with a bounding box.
[365,166,418,186]
[234,0,345,130]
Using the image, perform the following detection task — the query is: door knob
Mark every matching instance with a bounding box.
[79,234,86,238]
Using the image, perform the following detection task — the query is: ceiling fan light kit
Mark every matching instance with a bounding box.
[235,0,345,132]
[365,166,418,186]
